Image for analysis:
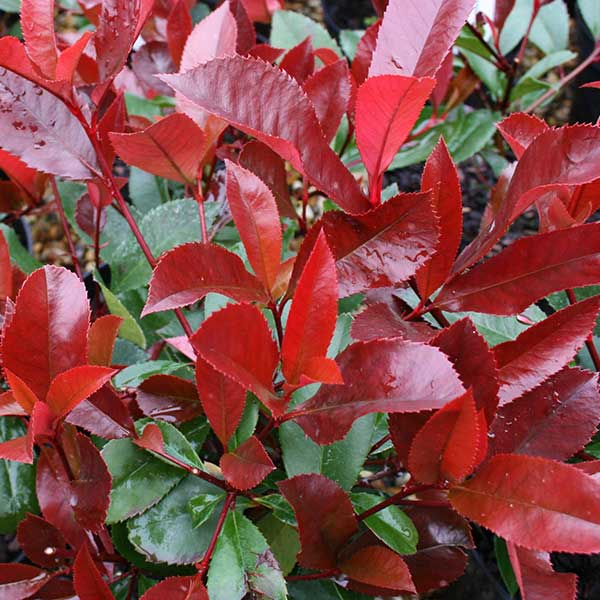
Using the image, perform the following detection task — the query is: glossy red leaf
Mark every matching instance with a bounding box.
[0,429,33,463]
[431,318,500,424]
[489,368,600,461]
[220,435,275,490]
[17,514,69,569]
[228,0,255,54]
[195,358,246,446]
[3,266,90,401]
[493,296,600,403]
[454,125,600,274]
[143,243,268,317]
[161,55,370,215]
[352,20,380,85]
[356,75,436,185]
[436,223,600,315]
[73,545,114,600]
[293,338,464,444]
[137,374,201,424]
[282,231,340,385]
[167,0,193,67]
[225,160,282,293]
[0,564,53,599]
[88,315,123,366]
[508,544,578,600]
[0,230,12,301]
[191,303,279,410]
[409,389,484,484]
[45,365,117,418]
[0,147,45,203]
[497,113,549,159]
[303,60,351,142]
[449,454,600,553]
[0,391,27,417]
[141,576,208,600]
[55,30,94,84]
[110,114,205,185]
[280,38,315,83]
[278,474,358,569]
[389,412,432,465]
[240,0,283,22]
[416,137,463,299]
[369,0,476,78]
[21,0,58,79]
[339,546,415,594]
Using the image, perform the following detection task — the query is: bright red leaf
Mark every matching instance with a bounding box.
[87,315,123,366]
[220,435,275,490]
[21,0,58,79]
[497,113,549,159]
[280,38,315,83]
[141,576,209,600]
[167,0,193,67]
[73,545,114,600]
[352,20,380,85]
[137,374,202,424]
[0,564,53,599]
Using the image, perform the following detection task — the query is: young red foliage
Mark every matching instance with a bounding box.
[141,576,209,600]
[279,38,315,83]
[87,315,123,366]
[73,544,115,600]
[21,0,58,79]
[220,435,275,490]
[167,0,193,67]
[17,514,69,569]
[0,564,53,598]
[136,374,201,424]
[497,113,549,159]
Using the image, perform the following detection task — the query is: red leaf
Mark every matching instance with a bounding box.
[0,69,100,180]
[489,368,600,461]
[161,55,370,215]
[0,230,12,302]
[75,192,107,239]
[497,113,549,159]
[141,576,208,600]
[131,42,177,98]
[454,125,600,274]
[369,0,476,78]
[88,315,123,366]
[416,137,463,299]
[225,160,282,293]
[191,303,279,410]
[167,0,193,67]
[0,147,45,204]
[0,564,52,599]
[195,358,246,446]
[493,296,600,403]
[352,20,380,85]
[292,338,464,444]
[356,75,435,185]
[282,230,339,385]
[339,546,415,594]
[240,0,283,22]
[495,0,515,29]
[45,365,117,418]
[303,60,351,142]
[110,114,205,184]
[0,391,27,417]
[449,454,600,553]
[55,31,94,84]
[3,266,90,401]
[220,435,275,490]
[17,514,69,569]
[507,544,578,600]
[435,224,600,315]
[4,369,39,414]
[73,545,114,600]
[143,243,268,316]
[431,318,500,424]
[228,0,256,54]
[137,374,202,424]
[389,412,432,464]
[280,38,315,83]
[409,389,484,484]
[21,0,59,79]
[0,429,33,463]
[278,474,358,569]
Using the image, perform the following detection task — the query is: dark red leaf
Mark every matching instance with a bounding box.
[435,224,600,315]
[0,564,52,599]
[220,435,275,490]
[97,92,127,166]
[0,229,12,301]
[161,55,370,214]
[75,192,107,240]
[195,358,246,446]
[495,0,515,29]
[497,113,549,159]
[131,41,177,98]
[489,368,600,461]
[409,389,485,484]
[17,514,68,569]
[21,0,59,79]
[507,543,578,600]
[278,474,358,569]
[369,0,476,78]
[3,266,90,401]
[240,0,283,22]
[493,296,600,403]
[225,160,282,294]
[73,545,114,600]
[339,546,415,594]
[227,0,256,54]
[191,303,279,411]
[141,576,208,600]
[55,30,94,84]
[282,230,340,386]
[88,315,123,366]
[389,412,433,465]
[449,454,600,553]
[280,38,315,83]
[137,374,201,424]
[356,75,435,185]
[292,338,464,444]
[0,147,45,204]
[352,20,380,85]
[416,137,463,299]
[143,243,268,316]
[167,0,193,67]
[303,60,351,143]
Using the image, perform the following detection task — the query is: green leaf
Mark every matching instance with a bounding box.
[114,361,190,388]
[227,394,258,451]
[280,414,375,491]
[520,50,577,81]
[102,439,184,523]
[255,494,297,526]
[0,224,41,274]
[579,0,600,38]
[456,27,497,61]
[462,50,507,100]
[0,418,38,533]
[257,514,300,575]
[339,30,363,60]
[351,492,418,555]
[125,93,163,119]
[189,493,225,528]
[290,580,370,599]
[271,10,341,55]
[494,537,519,596]
[180,417,211,456]
[128,474,224,564]
[207,511,287,600]
[112,339,148,366]
[129,167,167,214]
[0,0,20,12]
[500,0,534,55]
[530,0,569,54]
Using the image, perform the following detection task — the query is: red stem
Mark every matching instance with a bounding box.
[192,181,208,243]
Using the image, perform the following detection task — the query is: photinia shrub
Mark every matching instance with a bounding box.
[1,0,600,598]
